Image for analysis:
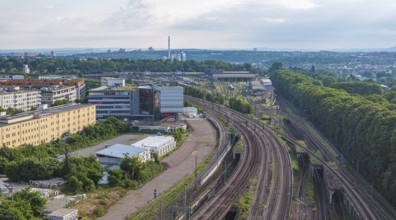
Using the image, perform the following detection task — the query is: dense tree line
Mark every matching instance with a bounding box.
[0,57,251,75]
[272,69,396,206]
[330,81,383,96]
[184,86,252,114]
[108,157,163,188]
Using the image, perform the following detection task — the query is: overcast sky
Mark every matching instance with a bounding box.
[1,0,396,50]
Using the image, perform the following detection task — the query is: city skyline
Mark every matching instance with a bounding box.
[1,0,396,50]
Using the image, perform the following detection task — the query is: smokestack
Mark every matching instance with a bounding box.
[168,36,170,59]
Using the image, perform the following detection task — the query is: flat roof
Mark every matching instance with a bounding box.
[213,74,256,78]
[48,208,77,217]
[0,104,94,126]
[96,144,147,159]
[132,136,174,148]
[0,90,40,95]
[89,85,137,91]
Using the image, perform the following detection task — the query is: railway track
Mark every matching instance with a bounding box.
[186,96,293,219]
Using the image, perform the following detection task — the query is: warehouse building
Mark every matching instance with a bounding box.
[96,144,151,166]
[0,104,96,148]
[212,71,256,82]
[132,135,176,157]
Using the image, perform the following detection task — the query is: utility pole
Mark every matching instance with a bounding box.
[195,155,198,189]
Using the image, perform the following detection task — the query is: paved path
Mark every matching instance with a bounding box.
[98,119,216,220]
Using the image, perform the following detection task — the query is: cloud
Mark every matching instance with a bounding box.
[0,0,395,49]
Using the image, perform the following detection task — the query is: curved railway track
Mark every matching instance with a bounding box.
[187,96,292,219]
[185,95,396,219]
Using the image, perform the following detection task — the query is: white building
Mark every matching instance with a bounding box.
[96,144,151,166]
[132,135,176,157]
[0,90,41,111]
[47,208,78,220]
[183,107,198,118]
[22,64,30,74]
[101,77,125,87]
[40,86,76,105]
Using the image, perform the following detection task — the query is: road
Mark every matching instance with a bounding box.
[97,119,216,220]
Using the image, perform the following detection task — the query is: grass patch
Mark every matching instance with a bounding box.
[310,150,323,166]
[72,187,128,219]
[239,179,256,219]
[305,176,316,206]
[235,139,244,152]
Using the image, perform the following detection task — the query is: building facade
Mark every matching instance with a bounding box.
[40,86,77,104]
[0,78,87,101]
[0,90,41,111]
[0,104,96,148]
[132,135,176,157]
[101,77,125,87]
[88,86,142,119]
[96,144,151,166]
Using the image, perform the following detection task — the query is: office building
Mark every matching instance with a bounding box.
[40,86,77,105]
[88,84,183,121]
[0,104,96,148]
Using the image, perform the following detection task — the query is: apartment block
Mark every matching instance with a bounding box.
[0,78,87,101]
[0,104,96,148]
[0,90,41,112]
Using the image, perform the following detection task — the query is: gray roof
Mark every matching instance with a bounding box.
[96,144,147,159]
[0,104,94,127]
[48,208,77,217]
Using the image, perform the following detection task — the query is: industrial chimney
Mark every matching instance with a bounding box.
[168,36,171,59]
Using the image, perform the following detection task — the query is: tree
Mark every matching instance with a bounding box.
[66,175,83,194]
[268,61,283,74]
[120,156,145,181]
[13,187,46,216]
[107,169,124,187]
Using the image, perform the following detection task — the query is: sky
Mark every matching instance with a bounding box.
[1,0,396,50]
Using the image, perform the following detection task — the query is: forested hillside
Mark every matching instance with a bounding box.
[0,57,252,75]
[272,69,396,206]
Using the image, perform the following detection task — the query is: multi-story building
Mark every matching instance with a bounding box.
[88,85,145,120]
[40,86,77,105]
[151,85,184,114]
[0,78,87,101]
[0,104,96,148]
[88,84,183,121]
[0,89,41,111]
